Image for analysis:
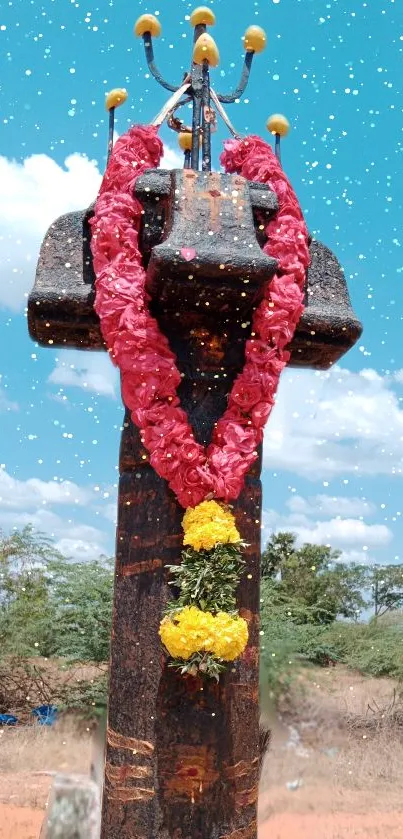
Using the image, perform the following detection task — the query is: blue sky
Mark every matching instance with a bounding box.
[0,0,402,568]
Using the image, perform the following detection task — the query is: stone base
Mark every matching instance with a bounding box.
[40,774,101,839]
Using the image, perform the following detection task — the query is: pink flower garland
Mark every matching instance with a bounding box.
[90,125,310,509]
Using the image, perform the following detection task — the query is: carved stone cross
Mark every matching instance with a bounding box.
[29,165,361,839]
[28,9,362,839]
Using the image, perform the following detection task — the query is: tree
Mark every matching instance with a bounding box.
[261,531,296,579]
[48,556,114,661]
[369,565,403,619]
[0,525,64,573]
[0,526,114,661]
[0,526,63,656]
[261,532,367,623]
[326,561,368,622]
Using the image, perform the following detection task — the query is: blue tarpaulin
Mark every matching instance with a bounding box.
[0,714,18,726]
[31,705,58,726]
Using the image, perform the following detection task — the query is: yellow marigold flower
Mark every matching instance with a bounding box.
[159,606,214,660]
[182,500,240,551]
[211,613,249,660]
[183,500,233,531]
[184,521,240,552]
[159,606,248,662]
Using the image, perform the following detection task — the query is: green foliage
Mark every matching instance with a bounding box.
[0,526,114,662]
[164,542,246,679]
[371,565,403,618]
[3,524,403,717]
[261,608,403,696]
[259,617,301,700]
[47,557,114,662]
[326,621,403,679]
[0,525,65,572]
[57,672,108,720]
[0,526,113,719]
[0,526,63,657]
[260,532,403,700]
[261,531,296,578]
[260,576,336,626]
[166,542,245,614]
[169,651,226,681]
[261,532,366,622]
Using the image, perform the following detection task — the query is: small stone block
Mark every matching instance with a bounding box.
[40,774,101,839]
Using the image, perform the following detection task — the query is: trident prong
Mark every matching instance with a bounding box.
[142,33,182,93]
[266,114,290,166]
[215,52,254,104]
[134,10,267,172]
[134,15,180,93]
[105,88,128,165]
[215,26,266,104]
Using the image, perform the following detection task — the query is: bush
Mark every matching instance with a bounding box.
[0,656,108,723]
[259,537,403,701]
[57,671,108,721]
[260,619,300,700]
[341,625,403,679]
[296,631,339,667]
[48,557,114,662]
[260,615,403,702]
[0,527,114,662]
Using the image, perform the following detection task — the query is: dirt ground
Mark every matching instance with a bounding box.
[258,665,403,838]
[1,665,403,839]
[0,805,43,839]
[2,805,402,839]
[259,811,403,838]
[0,718,92,839]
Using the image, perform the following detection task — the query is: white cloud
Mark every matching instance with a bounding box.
[0,142,184,312]
[291,518,392,549]
[0,467,93,509]
[160,145,184,170]
[264,366,403,479]
[54,535,109,561]
[287,494,377,518]
[48,350,118,397]
[111,133,183,171]
[0,468,128,557]
[0,507,60,532]
[262,505,392,558]
[0,387,18,412]
[101,502,118,524]
[0,153,102,311]
[339,549,376,566]
[0,468,114,559]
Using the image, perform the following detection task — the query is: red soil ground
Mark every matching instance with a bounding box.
[2,803,403,839]
[1,665,403,838]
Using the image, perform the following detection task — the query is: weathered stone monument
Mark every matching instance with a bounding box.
[28,8,362,839]
[39,775,101,839]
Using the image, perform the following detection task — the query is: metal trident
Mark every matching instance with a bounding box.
[105,9,291,171]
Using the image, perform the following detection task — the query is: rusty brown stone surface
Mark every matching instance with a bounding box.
[28,171,362,370]
[219,824,257,839]
[28,167,362,839]
[99,175,267,832]
[102,405,261,838]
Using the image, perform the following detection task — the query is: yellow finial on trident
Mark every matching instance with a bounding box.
[105,88,128,165]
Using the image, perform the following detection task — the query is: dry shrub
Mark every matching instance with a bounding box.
[0,716,92,775]
[0,657,107,723]
[260,664,403,816]
[278,665,403,731]
[0,716,93,809]
[344,688,403,733]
